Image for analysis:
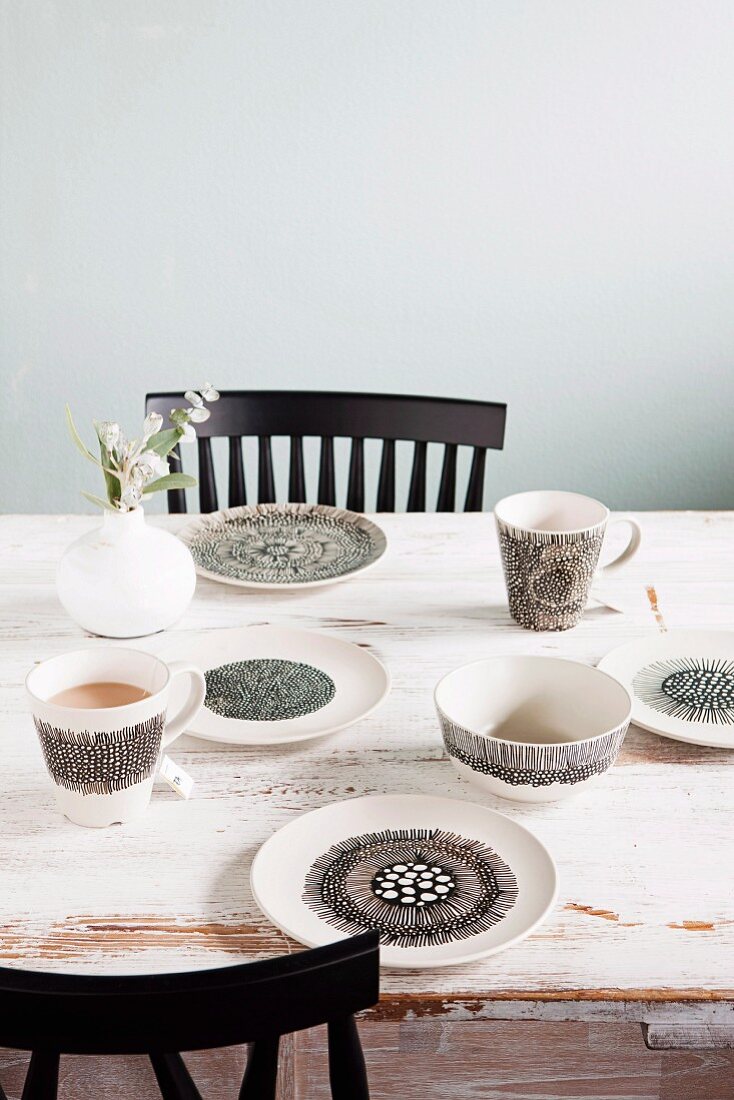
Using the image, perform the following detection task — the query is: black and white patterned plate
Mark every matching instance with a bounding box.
[250,795,558,968]
[179,503,387,589]
[159,626,390,746]
[598,631,734,749]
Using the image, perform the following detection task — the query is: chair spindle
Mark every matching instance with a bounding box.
[258,437,276,504]
[288,436,306,502]
[376,439,396,511]
[327,1016,370,1100]
[346,438,365,512]
[149,1053,203,1100]
[239,1037,280,1100]
[318,437,336,506]
[407,441,427,512]
[21,1051,60,1100]
[228,437,246,508]
[167,447,187,514]
[197,437,218,513]
[436,443,457,512]
[464,446,486,511]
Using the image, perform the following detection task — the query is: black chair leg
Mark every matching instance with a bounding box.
[239,1037,280,1100]
[21,1052,60,1100]
[328,1015,369,1100]
[149,1053,203,1100]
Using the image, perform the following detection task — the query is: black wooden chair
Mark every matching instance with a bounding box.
[0,931,379,1100]
[145,390,506,514]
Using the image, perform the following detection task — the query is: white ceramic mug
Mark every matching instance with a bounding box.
[494,490,642,631]
[26,648,206,828]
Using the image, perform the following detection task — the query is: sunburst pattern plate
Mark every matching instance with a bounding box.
[598,631,734,749]
[251,794,558,968]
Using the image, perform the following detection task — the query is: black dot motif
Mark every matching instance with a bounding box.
[303,828,518,948]
[633,657,734,726]
[34,714,165,795]
[189,510,378,584]
[371,862,457,908]
[497,524,604,631]
[205,659,335,721]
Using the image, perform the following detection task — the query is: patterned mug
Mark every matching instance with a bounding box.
[494,491,641,631]
[26,648,205,827]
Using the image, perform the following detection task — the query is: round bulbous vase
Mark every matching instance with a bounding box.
[56,507,196,638]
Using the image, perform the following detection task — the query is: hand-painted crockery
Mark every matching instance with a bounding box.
[251,794,558,968]
[434,656,632,803]
[160,626,390,745]
[179,503,387,590]
[26,648,205,828]
[494,491,642,631]
[598,630,734,750]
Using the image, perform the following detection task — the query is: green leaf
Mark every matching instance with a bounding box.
[142,472,198,495]
[99,442,121,507]
[66,405,100,465]
[146,428,182,457]
[81,490,118,512]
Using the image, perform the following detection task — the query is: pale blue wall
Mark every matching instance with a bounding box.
[2,0,733,512]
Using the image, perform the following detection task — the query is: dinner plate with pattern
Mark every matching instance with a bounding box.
[251,794,558,968]
[160,626,390,745]
[179,503,387,589]
[598,631,734,749]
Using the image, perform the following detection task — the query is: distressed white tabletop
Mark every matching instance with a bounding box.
[1,512,733,1026]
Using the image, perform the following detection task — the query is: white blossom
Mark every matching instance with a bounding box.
[136,450,170,480]
[187,406,211,423]
[200,382,220,402]
[96,421,120,452]
[179,423,196,443]
[142,411,163,440]
[184,390,203,408]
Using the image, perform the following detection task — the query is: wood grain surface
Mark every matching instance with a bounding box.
[1,512,733,1030]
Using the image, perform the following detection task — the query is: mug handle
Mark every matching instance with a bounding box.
[162,661,206,749]
[598,515,642,575]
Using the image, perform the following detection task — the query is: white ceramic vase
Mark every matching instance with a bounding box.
[56,507,196,638]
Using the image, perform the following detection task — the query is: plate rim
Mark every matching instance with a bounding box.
[250,793,559,969]
[160,625,391,745]
[597,630,734,749]
[178,502,388,589]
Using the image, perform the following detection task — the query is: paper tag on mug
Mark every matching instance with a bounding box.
[159,755,194,799]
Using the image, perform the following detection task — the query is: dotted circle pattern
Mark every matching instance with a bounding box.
[303,828,519,948]
[190,512,378,585]
[205,659,336,722]
[371,862,457,908]
[662,668,734,711]
[497,527,604,631]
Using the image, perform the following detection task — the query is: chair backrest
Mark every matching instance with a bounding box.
[0,932,379,1100]
[145,390,507,514]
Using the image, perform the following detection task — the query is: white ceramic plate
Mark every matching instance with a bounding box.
[179,503,387,590]
[161,626,390,745]
[598,631,734,749]
[251,794,558,968]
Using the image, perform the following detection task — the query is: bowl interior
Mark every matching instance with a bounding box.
[436,657,630,745]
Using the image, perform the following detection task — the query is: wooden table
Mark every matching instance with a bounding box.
[1,512,733,1098]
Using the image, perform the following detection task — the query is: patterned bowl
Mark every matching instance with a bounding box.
[434,656,632,803]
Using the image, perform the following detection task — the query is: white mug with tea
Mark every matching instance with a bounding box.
[26,647,206,827]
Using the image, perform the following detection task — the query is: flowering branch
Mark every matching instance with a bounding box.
[66,384,220,511]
